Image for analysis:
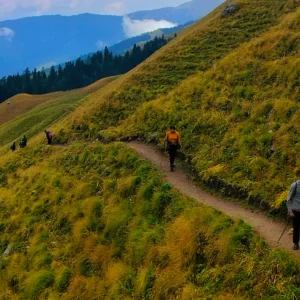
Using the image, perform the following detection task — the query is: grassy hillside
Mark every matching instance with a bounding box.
[0,77,117,148]
[0,142,300,299]
[65,0,299,133]
[2,1,300,298]
[46,0,300,212]
[0,77,117,127]
[100,6,300,212]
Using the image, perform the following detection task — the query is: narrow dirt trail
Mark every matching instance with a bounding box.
[127,141,298,256]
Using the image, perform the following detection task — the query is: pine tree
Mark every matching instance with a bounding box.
[23,68,32,94]
[48,66,57,92]
[0,35,173,104]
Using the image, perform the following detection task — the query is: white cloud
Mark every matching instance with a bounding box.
[68,0,82,9]
[0,0,54,20]
[96,40,106,49]
[0,27,14,37]
[0,0,17,15]
[35,0,52,14]
[0,27,15,41]
[122,16,176,38]
[104,2,125,15]
[0,0,188,21]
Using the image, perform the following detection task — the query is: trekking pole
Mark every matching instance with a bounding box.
[277,217,291,244]
[160,149,165,169]
[160,141,166,169]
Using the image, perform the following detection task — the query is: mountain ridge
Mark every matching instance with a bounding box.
[129,0,224,23]
[0,0,223,77]
[53,0,300,214]
[0,14,125,77]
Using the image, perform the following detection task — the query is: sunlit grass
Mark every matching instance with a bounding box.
[1,0,300,298]
[0,76,118,147]
[0,142,299,298]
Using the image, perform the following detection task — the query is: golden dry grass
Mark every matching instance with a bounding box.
[0,76,118,148]
[0,76,117,126]
[0,142,298,299]
[0,0,300,299]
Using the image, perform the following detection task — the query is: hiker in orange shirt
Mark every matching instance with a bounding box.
[165,125,182,172]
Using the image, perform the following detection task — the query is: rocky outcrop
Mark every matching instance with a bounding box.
[222,4,239,17]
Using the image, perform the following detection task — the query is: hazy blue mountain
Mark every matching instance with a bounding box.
[0,14,124,77]
[0,0,224,77]
[79,21,194,62]
[44,21,194,73]
[129,0,225,24]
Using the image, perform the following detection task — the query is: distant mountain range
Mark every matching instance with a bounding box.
[42,21,194,73]
[129,0,224,24]
[79,21,194,62]
[0,0,224,77]
[0,14,125,77]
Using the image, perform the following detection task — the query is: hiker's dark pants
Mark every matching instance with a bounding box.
[293,211,300,244]
[47,138,52,145]
[168,148,177,167]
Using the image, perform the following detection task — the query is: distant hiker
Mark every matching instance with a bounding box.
[19,135,27,148]
[165,125,182,172]
[10,142,16,152]
[287,174,300,250]
[45,130,53,145]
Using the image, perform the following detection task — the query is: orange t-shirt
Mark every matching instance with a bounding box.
[165,131,181,145]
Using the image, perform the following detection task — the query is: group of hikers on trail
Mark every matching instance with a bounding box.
[7,123,300,251]
[10,129,53,152]
[164,125,300,251]
[10,135,27,151]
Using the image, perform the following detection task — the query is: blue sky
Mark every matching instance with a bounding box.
[0,0,190,21]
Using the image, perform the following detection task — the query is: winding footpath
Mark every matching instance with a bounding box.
[127,141,298,256]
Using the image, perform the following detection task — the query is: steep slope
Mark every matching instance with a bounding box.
[47,0,300,213]
[0,77,117,127]
[127,141,293,252]
[2,0,300,210]
[0,0,221,77]
[105,6,300,212]
[0,76,118,147]
[0,142,300,299]
[2,1,300,298]
[65,0,297,132]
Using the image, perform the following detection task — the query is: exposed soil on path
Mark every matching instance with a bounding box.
[127,141,298,256]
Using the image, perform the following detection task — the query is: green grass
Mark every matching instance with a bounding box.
[63,0,300,135]
[1,0,300,298]
[24,270,54,299]
[0,96,80,146]
[49,0,300,213]
[98,6,300,213]
[0,142,299,299]
[0,76,118,147]
[42,0,300,213]
[56,267,72,293]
